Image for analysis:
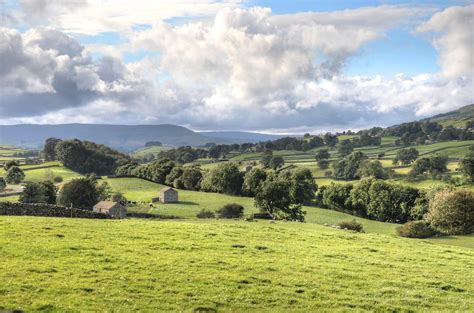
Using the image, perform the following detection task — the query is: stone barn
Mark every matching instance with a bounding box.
[159,187,178,203]
[93,201,127,218]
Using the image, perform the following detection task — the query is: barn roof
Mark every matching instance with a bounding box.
[93,201,121,211]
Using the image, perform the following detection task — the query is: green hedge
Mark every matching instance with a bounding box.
[0,202,110,219]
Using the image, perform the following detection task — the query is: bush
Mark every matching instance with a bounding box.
[216,203,244,219]
[396,221,437,238]
[53,176,63,183]
[336,220,364,232]
[196,209,215,219]
[5,166,25,184]
[426,189,474,235]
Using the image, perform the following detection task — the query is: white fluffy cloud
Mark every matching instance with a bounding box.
[417,5,474,78]
[0,27,146,118]
[1,5,473,132]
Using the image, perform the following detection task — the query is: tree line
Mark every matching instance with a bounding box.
[116,160,316,221]
[43,138,130,175]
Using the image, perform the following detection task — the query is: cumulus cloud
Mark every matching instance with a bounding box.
[417,5,474,78]
[0,27,146,118]
[1,5,473,132]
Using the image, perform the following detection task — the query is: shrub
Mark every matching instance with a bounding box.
[396,221,437,238]
[5,166,25,184]
[196,209,215,219]
[426,189,474,235]
[53,176,63,183]
[216,203,244,219]
[336,220,364,232]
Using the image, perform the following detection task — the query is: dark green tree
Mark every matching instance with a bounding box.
[393,148,419,165]
[19,182,47,203]
[255,178,305,221]
[242,168,267,196]
[459,151,474,182]
[43,137,62,161]
[200,163,243,195]
[357,160,389,179]
[180,166,203,190]
[5,166,25,184]
[269,156,284,170]
[3,160,20,170]
[315,149,330,161]
[58,177,105,208]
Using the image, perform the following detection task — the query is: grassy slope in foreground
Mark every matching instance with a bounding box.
[1,217,473,312]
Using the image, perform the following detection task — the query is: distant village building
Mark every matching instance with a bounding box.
[93,201,127,218]
[159,187,178,203]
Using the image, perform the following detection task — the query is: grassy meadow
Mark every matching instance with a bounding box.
[1,216,473,312]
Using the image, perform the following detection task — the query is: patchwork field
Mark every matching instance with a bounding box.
[1,217,473,312]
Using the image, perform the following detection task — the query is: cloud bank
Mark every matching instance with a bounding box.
[0,4,472,132]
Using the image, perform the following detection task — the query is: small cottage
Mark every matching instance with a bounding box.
[93,201,127,218]
[159,187,178,203]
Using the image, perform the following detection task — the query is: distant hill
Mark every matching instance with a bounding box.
[421,104,474,127]
[199,131,282,144]
[0,124,285,151]
[0,124,213,151]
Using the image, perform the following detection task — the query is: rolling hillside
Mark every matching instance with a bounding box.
[0,124,286,151]
[421,104,474,127]
[1,217,472,312]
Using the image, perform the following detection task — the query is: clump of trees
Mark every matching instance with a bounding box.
[201,163,243,195]
[318,178,421,223]
[408,154,448,179]
[332,151,367,180]
[357,160,391,179]
[43,138,130,175]
[58,176,110,209]
[255,168,316,221]
[3,160,20,170]
[20,181,57,204]
[383,121,472,145]
[459,146,474,182]
[260,151,285,170]
[157,146,208,164]
[5,166,25,184]
[392,148,419,165]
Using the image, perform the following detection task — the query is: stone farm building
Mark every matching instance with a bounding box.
[93,201,127,218]
[159,187,178,203]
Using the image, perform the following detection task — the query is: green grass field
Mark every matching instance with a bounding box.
[23,167,82,183]
[1,216,472,312]
[101,177,398,235]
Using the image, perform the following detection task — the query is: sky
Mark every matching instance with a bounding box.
[0,0,473,133]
